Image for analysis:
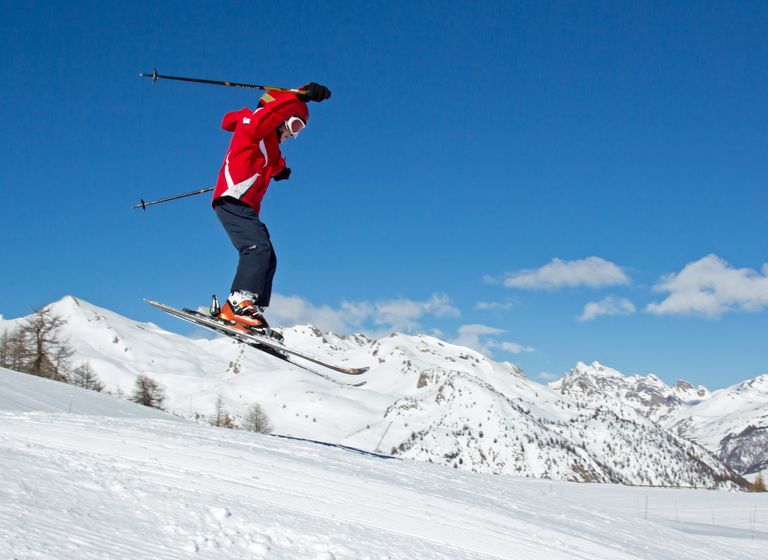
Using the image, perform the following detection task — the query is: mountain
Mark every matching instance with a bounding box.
[665,375,768,476]
[549,361,710,419]
[0,296,753,489]
[3,367,765,560]
[552,361,768,479]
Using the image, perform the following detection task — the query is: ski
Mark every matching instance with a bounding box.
[145,300,368,385]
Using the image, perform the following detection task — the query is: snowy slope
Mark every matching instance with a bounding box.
[0,366,180,420]
[1,368,766,560]
[665,376,768,476]
[0,296,754,487]
[553,361,768,478]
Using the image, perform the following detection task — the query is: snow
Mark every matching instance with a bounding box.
[0,366,179,420]
[1,367,767,559]
[1,297,765,486]
[666,375,768,449]
[553,360,768,480]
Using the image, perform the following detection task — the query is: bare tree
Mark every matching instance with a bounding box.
[130,374,166,410]
[242,403,272,433]
[0,328,29,372]
[211,397,237,429]
[17,307,73,381]
[70,362,105,392]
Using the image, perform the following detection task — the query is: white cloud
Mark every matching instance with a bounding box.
[578,296,636,322]
[451,324,504,355]
[500,341,536,354]
[475,299,517,311]
[374,293,460,331]
[450,324,534,357]
[537,371,560,382]
[260,295,537,358]
[269,292,460,335]
[338,300,374,327]
[646,254,768,318]
[269,294,352,333]
[500,257,630,291]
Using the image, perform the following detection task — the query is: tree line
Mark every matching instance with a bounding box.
[1,307,271,432]
[0,307,166,408]
[1,306,103,390]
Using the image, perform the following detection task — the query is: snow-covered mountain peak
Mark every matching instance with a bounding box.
[664,373,768,477]
[47,294,120,323]
[547,357,767,480]
[369,332,486,374]
[732,374,768,396]
[552,360,705,412]
[578,360,624,376]
[551,361,635,396]
[669,379,709,402]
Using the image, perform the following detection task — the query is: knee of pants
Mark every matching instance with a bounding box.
[239,240,271,256]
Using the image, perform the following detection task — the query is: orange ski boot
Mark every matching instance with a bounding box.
[218,290,269,332]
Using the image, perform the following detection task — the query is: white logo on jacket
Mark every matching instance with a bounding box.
[221,153,259,199]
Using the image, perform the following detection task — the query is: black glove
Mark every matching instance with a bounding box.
[273,167,291,181]
[297,82,331,103]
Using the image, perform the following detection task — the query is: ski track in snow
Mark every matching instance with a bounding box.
[1,407,766,560]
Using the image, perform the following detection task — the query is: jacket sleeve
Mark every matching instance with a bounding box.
[220,108,274,147]
[240,92,305,143]
[273,156,287,177]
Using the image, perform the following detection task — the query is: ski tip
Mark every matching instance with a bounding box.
[144,299,165,309]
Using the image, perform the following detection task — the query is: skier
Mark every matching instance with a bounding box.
[211,82,331,332]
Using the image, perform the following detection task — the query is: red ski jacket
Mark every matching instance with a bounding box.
[212,90,309,214]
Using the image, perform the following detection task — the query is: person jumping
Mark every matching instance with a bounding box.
[211,82,331,333]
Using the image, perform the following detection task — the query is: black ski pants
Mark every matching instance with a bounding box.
[214,198,276,306]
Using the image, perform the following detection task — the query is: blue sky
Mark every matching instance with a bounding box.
[1,1,766,388]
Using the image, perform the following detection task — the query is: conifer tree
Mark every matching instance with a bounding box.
[71,362,105,392]
[130,374,166,410]
[242,403,272,433]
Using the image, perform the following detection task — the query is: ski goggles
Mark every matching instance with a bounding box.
[284,116,306,139]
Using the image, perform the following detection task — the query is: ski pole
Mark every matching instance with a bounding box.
[139,68,308,95]
[132,187,214,211]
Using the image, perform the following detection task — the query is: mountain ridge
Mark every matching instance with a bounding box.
[1,295,763,488]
